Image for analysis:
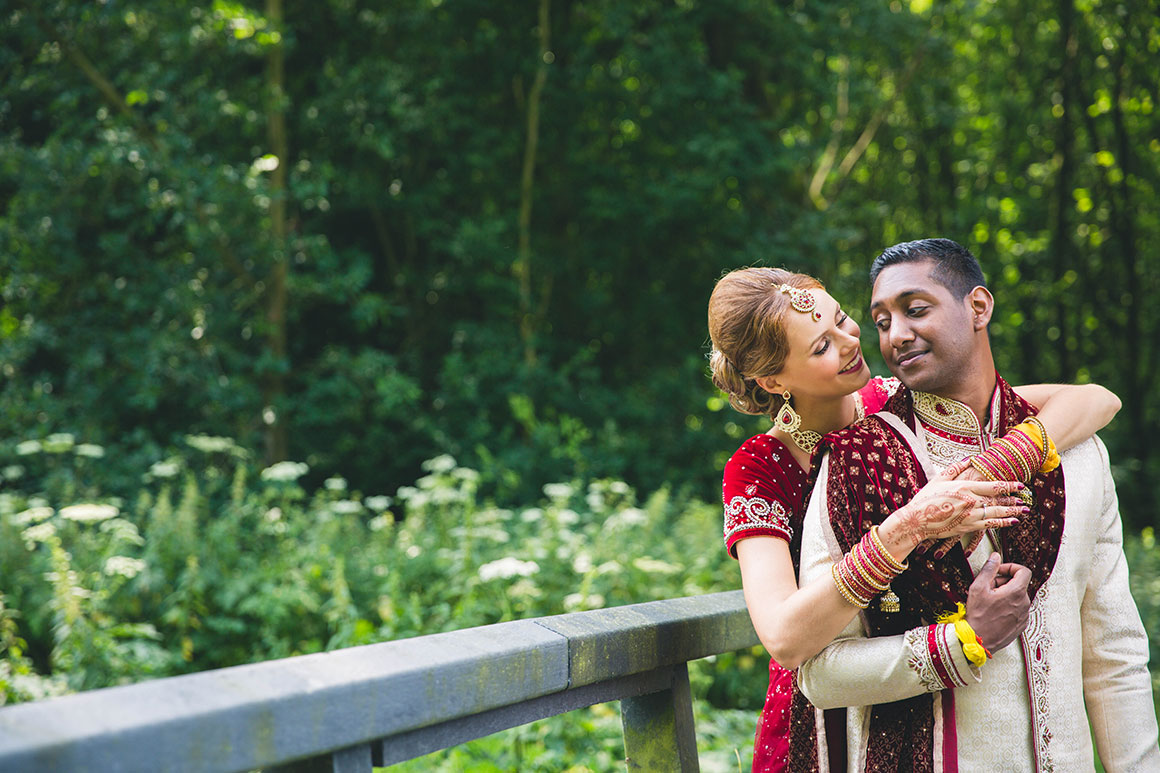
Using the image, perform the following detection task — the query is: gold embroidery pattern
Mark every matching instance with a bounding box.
[913,391,983,437]
[1022,585,1054,772]
[904,626,945,693]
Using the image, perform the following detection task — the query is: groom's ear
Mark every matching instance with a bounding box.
[966,286,994,330]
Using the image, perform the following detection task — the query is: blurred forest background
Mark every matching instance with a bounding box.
[2,0,1159,768]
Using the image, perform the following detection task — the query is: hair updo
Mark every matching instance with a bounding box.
[707,267,825,416]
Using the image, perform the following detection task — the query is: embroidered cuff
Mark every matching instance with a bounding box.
[904,624,982,692]
[724,495,792,552]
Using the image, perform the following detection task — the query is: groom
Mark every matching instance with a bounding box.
[795,239,1159,771]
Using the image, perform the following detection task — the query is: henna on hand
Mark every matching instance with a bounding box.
[882,479,1028,556]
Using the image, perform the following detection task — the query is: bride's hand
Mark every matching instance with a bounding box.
[878,474,1027,559]
[940,458,986,482]
[922,459,1015,558]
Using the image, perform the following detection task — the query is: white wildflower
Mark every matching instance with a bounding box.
[555,508,580,526]
[331,499,362,515]
[184,434,237,454]
[473,526,510,543]
[365,495,392,511]
[21,522,56,545]
[572,553,594,574]
[604,507,649,531]
[394,485,419,501]
[543,482,574,500]
[478,557,539,581]
[15,440,41,456]
[368,515,391,532]
[12,507,54,527]
[452,467,480,483]
[104,556,146,579]
[42,433,75,453]
[597,560,622,575]
[563,593,605,611]
[149,460,181,479]
[324,476,348,492]
[633,557,681,575]
[260,461,309,482]
[74,444,105,458]
[99,518,145,547]
[476,508,512,524]
[507,578,542,599]
[2,465,25,480]
[60,504,119,524]
[405,545,422,558]
[609,481,631,495]
[421,454,457,474]
[586,492,604,511]
[520,508,543,523]
[264,507,283,522]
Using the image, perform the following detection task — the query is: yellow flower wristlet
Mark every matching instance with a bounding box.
[937,602,992,668]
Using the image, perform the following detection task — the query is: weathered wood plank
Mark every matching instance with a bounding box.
[0,620,568,773]
[621,665,699,773]
[534,590,758,687]
[0,591,756,772]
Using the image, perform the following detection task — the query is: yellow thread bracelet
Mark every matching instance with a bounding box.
[953,619,989,667]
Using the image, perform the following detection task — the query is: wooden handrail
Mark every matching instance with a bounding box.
[0,590,759,772]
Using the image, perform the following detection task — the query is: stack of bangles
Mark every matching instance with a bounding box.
[938,602,993,668]
[831,524,908,609]
[970,416,1060,484]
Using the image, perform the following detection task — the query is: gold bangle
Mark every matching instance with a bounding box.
[838,557,875,605]
[970,455,1001,482]
[851,542,891,589]
[831,562,870,609]
[869,525,908,573]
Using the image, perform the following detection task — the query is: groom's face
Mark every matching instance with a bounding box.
[870,259,976,394]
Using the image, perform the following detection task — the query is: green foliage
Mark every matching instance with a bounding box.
[3,1,1157,526]
[0,440,747,699]
[3,440,1160,769]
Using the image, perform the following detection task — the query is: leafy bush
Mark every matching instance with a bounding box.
[2,436,1158,770]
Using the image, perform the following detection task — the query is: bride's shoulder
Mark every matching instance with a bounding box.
[859,376,902,415]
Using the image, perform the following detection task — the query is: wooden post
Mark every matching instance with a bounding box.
[620,664,699,772]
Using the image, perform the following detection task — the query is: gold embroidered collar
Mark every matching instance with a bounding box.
[912,389,1002,442]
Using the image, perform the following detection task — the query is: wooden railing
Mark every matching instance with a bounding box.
[0,590,759,772]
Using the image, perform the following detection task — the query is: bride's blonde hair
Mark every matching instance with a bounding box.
[707,267,824,416]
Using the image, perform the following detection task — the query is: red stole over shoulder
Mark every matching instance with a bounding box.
[811,375,1066,772]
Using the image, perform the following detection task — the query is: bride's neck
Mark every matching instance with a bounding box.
[791,392,860,434]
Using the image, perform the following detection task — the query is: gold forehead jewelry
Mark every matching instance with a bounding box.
[776,284,823,321]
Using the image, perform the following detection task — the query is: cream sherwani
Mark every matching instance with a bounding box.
[797,392,1160,772]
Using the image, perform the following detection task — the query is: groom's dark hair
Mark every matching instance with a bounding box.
[869,238,986,299]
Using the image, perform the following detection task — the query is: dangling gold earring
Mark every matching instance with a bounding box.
[775,390,802,434]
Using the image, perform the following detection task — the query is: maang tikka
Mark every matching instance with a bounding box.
[777,283,823,321]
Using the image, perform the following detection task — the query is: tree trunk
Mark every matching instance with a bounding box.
[263,0,290,464]
[514,0,551,366]
[1048,0,1077,381]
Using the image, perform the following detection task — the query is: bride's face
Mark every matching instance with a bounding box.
[761,289,871,400]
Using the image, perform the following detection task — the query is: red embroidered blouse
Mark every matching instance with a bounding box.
[720,376,899,772]
[723,376,899,556]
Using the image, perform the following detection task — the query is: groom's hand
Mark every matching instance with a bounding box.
[964,552,1031,651]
